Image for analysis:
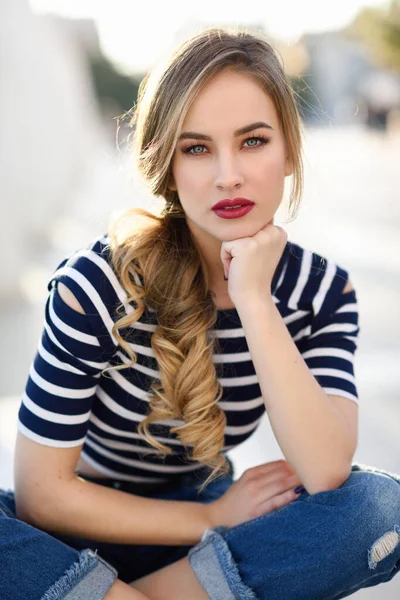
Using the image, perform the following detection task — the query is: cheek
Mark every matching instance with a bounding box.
[173,158,205,190]
[254,151,288,187]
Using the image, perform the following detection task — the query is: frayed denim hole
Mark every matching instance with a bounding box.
[368,525,400,571]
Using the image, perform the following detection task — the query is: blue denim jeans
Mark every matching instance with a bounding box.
[2,462,400,599]
[0,490,117,600]
[70,461,399,598]
[188,463,400,599]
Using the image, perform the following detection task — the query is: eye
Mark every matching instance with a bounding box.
[243,136,270,148]
[181,135,270,156]
[183,144,207,155]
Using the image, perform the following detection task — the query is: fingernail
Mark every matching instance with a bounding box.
[294,486,305,494]
[224,275,228,280]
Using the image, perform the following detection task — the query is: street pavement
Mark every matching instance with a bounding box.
[1,125,399,597]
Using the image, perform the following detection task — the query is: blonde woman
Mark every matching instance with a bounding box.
[8,27,400,600]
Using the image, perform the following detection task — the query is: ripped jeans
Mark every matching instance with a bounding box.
[1,463,399,599]
[188,463,400,599]
[72,462,400,599]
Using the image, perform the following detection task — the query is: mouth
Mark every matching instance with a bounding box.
[212,198,254,211]
[212,204,255,220]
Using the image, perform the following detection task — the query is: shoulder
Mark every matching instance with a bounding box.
[57,282,85,313]
[48,234,130,319]
[54,236,112,314]
[55,234,112,278]
[50,234,113,291]
[277,241,356,320]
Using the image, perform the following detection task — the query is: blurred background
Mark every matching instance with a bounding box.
[0,1,399,596]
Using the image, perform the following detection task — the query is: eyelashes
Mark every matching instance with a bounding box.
[182,135,270,155]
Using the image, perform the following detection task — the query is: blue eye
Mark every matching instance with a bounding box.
[246,137,261,147]
[182,136,269,155]
[184,144,206,155]
[244,136,269,148]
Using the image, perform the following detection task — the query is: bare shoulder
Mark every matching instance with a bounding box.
[57,282,85,314]
[342,280,354,294]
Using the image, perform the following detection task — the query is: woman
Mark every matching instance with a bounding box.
[9,27,400,599]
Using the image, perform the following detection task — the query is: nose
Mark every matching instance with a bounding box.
[214,154,244,191]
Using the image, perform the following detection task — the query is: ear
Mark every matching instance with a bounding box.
[284,155,294,177]
[168,175,177,192]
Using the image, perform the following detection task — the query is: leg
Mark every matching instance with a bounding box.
[0,489,119,600]
[132,557,209,600]
[130,464,400,600]
[106,580,153,600]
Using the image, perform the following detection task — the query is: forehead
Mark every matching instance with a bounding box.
[181,69,278,131]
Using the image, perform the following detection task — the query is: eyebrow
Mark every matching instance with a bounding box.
[177,121,274,142]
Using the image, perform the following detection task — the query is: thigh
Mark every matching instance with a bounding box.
[56,529,193,584]
[0,492,117,600]
[188,463,400,600]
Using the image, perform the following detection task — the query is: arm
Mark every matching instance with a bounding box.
[235,281,358,495]
[15,282,212,546]
[14,432,211,546]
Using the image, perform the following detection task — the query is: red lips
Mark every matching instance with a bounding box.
[212,198,254,210]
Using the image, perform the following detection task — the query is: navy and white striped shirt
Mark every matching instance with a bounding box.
[18,235,360,483]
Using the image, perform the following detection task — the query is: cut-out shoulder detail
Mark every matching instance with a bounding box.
[342,280,354,294]
[57,282,85,314]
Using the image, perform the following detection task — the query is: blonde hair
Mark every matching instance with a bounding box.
[109,26,304,489]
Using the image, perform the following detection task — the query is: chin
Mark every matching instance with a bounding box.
[217,223,260,241]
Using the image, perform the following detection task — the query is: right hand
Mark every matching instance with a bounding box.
[206,459,305,529]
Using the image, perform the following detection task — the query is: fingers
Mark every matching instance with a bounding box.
[256,485,303,517]
[259,473,301,498]
[249,474,304,518]
[214,460,304,528]
[241,459,296,481]
[240,462,303,520]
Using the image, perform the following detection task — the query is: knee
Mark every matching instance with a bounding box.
[346,470,400,517]
[343,470,400,569]
[309,469,400,541]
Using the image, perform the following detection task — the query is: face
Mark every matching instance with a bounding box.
[169,69,293,250]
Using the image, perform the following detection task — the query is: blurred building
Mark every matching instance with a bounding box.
[359,69,400,130]
[301,31,400,128]
[302,32,370,125]
[0,0,104,300]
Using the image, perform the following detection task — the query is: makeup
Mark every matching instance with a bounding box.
[213,205,255,219]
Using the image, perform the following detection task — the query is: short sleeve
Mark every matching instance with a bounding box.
[18,238,121,447]
[299,285,360,404]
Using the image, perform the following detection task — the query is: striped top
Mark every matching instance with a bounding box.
[18,234,360,484]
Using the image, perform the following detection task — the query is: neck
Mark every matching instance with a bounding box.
[186,220,227,291]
